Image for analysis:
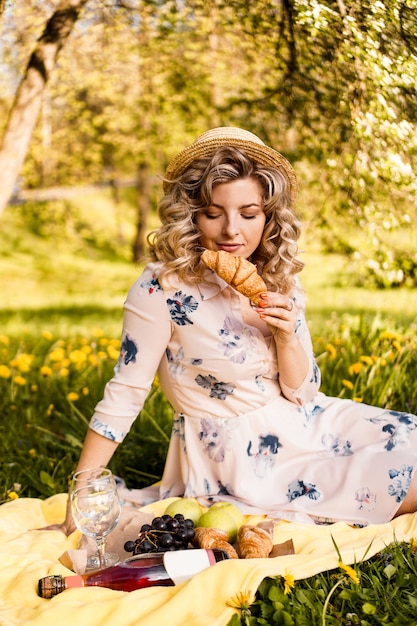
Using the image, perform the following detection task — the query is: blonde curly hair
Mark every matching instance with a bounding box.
[148,146,303,295]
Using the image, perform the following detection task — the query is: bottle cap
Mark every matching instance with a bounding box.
[38,574,65,599]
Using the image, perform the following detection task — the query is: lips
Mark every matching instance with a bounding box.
[216,244,242,253]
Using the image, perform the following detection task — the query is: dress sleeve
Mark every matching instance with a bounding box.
[278,286,321,406]
[89,264,172,443]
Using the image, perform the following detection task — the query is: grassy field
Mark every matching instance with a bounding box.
[1,194,417,625]
[3,189,417,337]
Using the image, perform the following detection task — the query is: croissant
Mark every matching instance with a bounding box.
[201,249,266,305]
[237,524,273,559]
[192,527,239,559]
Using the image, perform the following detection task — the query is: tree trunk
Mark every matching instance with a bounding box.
[132,163,152,263]
[0,0,89,217]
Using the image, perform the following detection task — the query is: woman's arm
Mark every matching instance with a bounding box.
[256,289,320,404]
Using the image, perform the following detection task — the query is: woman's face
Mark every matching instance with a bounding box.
[195,177,266,259]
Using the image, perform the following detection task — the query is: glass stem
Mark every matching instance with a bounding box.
[96,536,107,568]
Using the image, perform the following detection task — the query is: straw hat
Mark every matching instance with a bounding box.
[164,126,298,204]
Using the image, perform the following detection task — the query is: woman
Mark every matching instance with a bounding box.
[61,127,417,532]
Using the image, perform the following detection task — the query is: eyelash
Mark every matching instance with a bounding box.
[204,213,257,220]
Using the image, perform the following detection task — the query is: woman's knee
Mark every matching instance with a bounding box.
[393,470,417,517]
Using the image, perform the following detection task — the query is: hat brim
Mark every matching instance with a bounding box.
[164,135,298,204]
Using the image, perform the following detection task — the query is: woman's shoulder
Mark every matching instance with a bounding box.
[128,261,190,297]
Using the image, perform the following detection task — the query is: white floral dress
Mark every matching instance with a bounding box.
[90,262,417,525]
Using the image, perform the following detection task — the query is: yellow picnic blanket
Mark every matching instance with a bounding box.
[0,494,416,626]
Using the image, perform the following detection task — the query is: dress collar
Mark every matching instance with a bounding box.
[197,270,229,300]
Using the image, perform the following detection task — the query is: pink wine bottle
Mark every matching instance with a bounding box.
[38,548,229,598]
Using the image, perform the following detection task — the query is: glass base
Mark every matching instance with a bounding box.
[86,551,119,571]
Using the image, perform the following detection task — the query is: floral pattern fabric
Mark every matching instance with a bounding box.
[90,262,417,525]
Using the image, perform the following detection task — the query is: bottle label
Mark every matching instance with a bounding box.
[163,549,214,585]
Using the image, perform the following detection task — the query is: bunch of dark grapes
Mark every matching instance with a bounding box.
[124,514,195,555]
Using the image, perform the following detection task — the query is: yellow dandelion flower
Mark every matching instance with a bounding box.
[0,364,11,378]
[342,379,354,390]
[82,387,89,396]
[109,339,120,348]
[69,350,87,364]
[348,362,363,375]
[31,384,38,392]
[81,345,92,354]
[8,491,19,500]
[49,347,66,362]
[353,397,363,403]
[339,561,360,584]
[107,346,120,360]
[410,538,417,555]
[380,330,401,341]
[226,589,256,615]
[42,331,53,341]
[88,354,99,365]
[325,343,337,359]
[59,368,70,377]
[360,356,373,366]
[29,448,37,458]
[46,404,54,416]
[0,335,10,345]
[11,353,34,373]
[392,340,401,352]
[13,375,27,386]
[283,569,295,594]
[67,392,79,402]
[93,328,104,337]
[99,337,109,346]
[98,351,107,360]
[40,365,53,377]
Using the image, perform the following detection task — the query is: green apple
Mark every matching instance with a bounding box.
[208,502,245,529]
[197,505,242,543]
[163,498,204,525]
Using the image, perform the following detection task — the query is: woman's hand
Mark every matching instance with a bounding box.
[255,292,298,344]
[38,494,76,536]
[255,292,308,390]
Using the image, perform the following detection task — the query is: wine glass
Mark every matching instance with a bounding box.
[71,479,121,570]
[70,467,116,494]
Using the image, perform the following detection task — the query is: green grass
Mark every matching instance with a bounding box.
[1,193,417,625]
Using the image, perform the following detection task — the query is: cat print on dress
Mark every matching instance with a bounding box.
[140,273,161,294]
[321,433,353,457]
[217,316,257,364]
[247,434,282,478]
[195,374,235,399]
[287,479,321,502]
[354,486,376,511]
[368,411,417,451]
[119,334,138,365]
[198,417,231,462]
[166,291,198,325]
[388,464,413,502]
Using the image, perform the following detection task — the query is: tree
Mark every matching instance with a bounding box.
[0,0,89,216]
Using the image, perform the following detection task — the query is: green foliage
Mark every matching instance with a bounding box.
[0,332,173,500]
[313,316,417,412]
[227,541,417,625]
[1,304,416,502]
[1,192,417,621]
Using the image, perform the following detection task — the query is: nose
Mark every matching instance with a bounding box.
[223,216,240,237]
